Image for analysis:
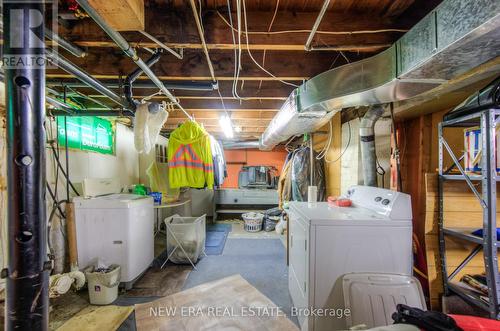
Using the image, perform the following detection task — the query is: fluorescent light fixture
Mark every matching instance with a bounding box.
[219,114,234,139]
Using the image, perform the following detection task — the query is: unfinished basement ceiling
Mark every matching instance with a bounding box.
[49,0,442,140]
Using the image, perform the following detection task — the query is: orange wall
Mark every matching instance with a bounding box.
[222,148,288,188]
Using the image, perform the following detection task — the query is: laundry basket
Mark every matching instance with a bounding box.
[242,212,264,232]
[164,214,206,265]
[84,264,121,305]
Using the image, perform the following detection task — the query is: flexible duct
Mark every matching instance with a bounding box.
[359,106,385,186]
[223,140,260,149]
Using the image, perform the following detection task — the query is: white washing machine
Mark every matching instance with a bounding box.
[73,193,154,289]
[288,185,413,331]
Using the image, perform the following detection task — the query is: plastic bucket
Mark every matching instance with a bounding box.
[84,264,121,305]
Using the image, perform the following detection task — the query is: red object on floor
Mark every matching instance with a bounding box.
[449,315,500,331]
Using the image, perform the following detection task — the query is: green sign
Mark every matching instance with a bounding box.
[57,117,115,155]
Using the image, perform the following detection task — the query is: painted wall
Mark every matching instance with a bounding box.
[46,120,140,193]
[222,148,288,188]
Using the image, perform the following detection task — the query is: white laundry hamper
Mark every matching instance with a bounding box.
[164,214,206,266]
[242,212,264,232]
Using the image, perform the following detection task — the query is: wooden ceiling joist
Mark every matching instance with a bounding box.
[46,74,306,82]
[168,111,277,118]
[47,48,351,82]
[53,0,441,137]
[60,9,407,53]
[73,41,391,52]
[163,124,266,133]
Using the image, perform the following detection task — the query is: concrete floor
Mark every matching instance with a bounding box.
[49,218,290,330]
[217,219,287,246]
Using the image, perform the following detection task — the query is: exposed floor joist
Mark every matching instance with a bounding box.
[49,0,442,138]
[73,41,392,52]
[46,74,307,81]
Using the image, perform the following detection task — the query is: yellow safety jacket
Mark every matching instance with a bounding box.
[167,121,214,189]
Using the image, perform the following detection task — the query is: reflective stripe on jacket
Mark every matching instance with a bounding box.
[167,121,214,189]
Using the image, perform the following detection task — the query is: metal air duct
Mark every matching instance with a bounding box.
[223,140,260,149]
[260,0,500,150]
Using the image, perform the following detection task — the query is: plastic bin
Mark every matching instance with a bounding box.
[84,264,121,305]
[242,212,264,232]
[165,214,206,264]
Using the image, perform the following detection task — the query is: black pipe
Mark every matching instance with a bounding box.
[3,2,50,329]
[46,79,217,91]
[46,183,66,218]
[50,109,134,116]
[124,51,162,110]
[48,143,80,196]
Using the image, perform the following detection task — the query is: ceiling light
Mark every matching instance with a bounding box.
[219,115,234,139]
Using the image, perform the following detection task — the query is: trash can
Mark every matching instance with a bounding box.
[165,214,206,265]
[242,212,264,232]
[84,264,121,305]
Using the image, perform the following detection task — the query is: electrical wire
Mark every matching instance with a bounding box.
[242,0,299,88]
[376,157,386,188]
[235,0,244,98]
[216,10,407,36]
[258,0,280,93]
[66,85,111,110]
[268,0,281,33]
[48,141,80,196]
[323,121,351,163]
[190,0,216,82]
[226,0,243,100]
[316,119,333,160]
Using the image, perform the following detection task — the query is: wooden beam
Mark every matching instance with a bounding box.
[383,0,416,17]
[46,74,306,81]
[73,41,391,52]
[60,9,407,52]
[169,111,276,119]
[164,124,266,132]
[87,0,144,31]
[69,79,295,99]
[168,99,284,109]
[167,118,271,125]
[169,109,278,114]
[46,49,350,82]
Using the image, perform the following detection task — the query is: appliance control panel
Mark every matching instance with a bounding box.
[346,185,412,219]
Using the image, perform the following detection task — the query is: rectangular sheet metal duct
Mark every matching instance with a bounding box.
[260,0,500,150]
